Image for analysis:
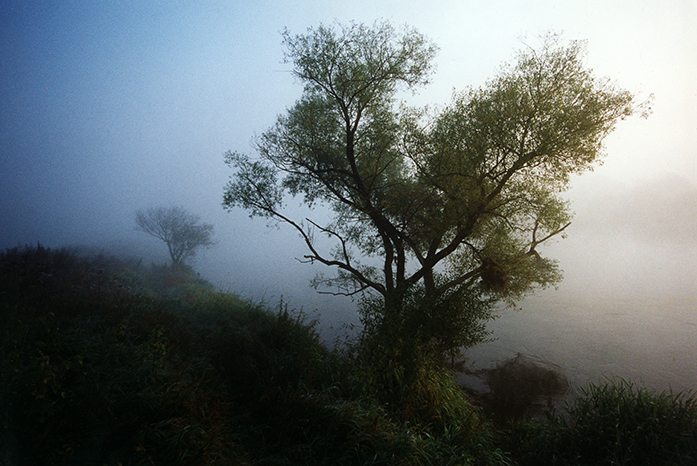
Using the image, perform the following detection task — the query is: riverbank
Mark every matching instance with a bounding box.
[2,244,695,465]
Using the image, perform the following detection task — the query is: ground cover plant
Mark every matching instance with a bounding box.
[505,379,697,465]
[0,245,236,465]
[0,245,506,465]
[2,244,695,465]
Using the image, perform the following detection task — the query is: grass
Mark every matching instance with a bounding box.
[1,246,235,464]
[0,245,505,465]
[505,379,697,465]
[1,244,695,465]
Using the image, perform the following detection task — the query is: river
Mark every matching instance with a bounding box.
[461,233,697,396]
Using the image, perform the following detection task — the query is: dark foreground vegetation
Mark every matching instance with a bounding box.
[2,245,696,465]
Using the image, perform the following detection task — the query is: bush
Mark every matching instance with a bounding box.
[508,379,697,465]
[481,354,570,421]
[339,328,510,465]
[0,245,239,464]
[1,310,236,465]
[18,243,697,466]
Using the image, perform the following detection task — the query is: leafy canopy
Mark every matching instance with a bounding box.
[136,206,214,267]
[223,22,643,354]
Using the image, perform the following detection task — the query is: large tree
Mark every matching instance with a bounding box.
[135,206,214,267]
[223,22,644,354]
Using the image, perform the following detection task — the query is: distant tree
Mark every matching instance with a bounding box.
[135,206,214,267]
[223,22,647,358]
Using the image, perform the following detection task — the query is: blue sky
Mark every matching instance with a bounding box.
[1,0,696,313]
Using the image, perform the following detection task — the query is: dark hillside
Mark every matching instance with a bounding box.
[0,245,239,464]
[2,244,694,465]
[0,245,504,465]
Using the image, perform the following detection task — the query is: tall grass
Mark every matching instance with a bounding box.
[4,245,695,465]
[507,378,697,465]
[0,246,238,465]
[0,245,506,465]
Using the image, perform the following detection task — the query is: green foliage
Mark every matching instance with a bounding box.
[0,244,508,465]
[223,22,646,361]
[507,379,697,465]
[124,261,217,299]
[335,328,510,465]
[358,284,495,365]
[7,245,694,465]
[0,246,236,465]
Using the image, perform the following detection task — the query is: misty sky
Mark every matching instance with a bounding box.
[1,0,696,321]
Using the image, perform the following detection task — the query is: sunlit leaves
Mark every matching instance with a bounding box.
[420,36,637,197]
[222,23,642,356]
[282,21,438,119]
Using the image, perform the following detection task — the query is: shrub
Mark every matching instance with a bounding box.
[339,330,510,465]
[481,354,570,421]
[508,379,697,466]
[0,245,240,465]
[1,311,236,465]
[1,244,514,465]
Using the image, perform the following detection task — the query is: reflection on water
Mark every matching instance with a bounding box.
[462,292,697,394]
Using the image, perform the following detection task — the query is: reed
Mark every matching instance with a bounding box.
[507,378,697,465]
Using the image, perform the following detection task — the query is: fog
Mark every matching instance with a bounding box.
[1,1,695,391]
[464,174,697,393]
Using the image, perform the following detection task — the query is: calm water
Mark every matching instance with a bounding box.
[312,236,697,395]
[462,291,697,394]
[315,275,697,395]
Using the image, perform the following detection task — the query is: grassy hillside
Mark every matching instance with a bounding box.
[1,244,695,465]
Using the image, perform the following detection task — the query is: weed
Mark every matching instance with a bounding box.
[4,245,696,466]
[508,378,697,465]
